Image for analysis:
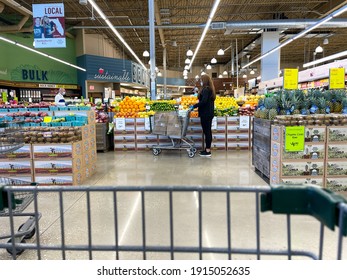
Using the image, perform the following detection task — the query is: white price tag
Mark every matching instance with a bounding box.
[146,105,150,110]
[239,116,250,129]
[115,118,126,130]
[211,117,217,130]
[144,117,150,130]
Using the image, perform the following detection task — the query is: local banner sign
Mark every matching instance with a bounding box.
[33,3,66,48]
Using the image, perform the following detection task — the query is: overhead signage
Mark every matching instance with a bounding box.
[329,68,345,89]
[283,68,299,90]
[33,3,66,48]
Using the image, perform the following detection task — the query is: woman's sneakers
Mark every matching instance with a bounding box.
[199,150,211,157]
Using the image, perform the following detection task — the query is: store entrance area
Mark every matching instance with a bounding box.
[1,151,346,260]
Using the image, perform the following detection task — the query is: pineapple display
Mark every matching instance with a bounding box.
[333,91,345,113]
[342,98,347,114]
[318,97,327,114]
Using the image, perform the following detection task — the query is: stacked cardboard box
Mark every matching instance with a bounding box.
[0,144,33,184]
[136,118,158,151]
[210,117,227,151]
[325,126,347,191]
[32,141,84,186]
[270,125,326,187]
[114,118,136,151]
[226,116,251,151]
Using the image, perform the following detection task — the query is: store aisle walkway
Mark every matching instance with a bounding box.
[1,151,346,260]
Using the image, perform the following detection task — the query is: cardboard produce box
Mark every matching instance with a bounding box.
[32,141,82,159]
[136,134,158,144]
[0,144,32,159]
[304,127,326,143]
[34,174,83,186]
[271,125,283,144]
[282,144,325,160]
[327,144,347,159]
[0,160,32,175]
[227,142,249,150]
[33,158,83,175]
[0,175,34,186]
[114,143,136,151]
[280,177,324,187]
[326,161,347,176]
[326,177,347,191]
[327,127,347,142]
[281,161,324,176]
[114,135,136,143]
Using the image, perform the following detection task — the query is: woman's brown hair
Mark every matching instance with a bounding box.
[200,74,216,101]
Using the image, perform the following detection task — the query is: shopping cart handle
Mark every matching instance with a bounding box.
[261,184,347,236]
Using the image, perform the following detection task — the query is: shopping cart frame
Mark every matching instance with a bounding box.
[151,109,197,157]
[0,184,346,260]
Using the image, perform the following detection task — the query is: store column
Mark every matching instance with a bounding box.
[261,31,280,82]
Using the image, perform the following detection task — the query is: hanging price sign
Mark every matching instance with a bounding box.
[115,118,126,130]
[329,68,345,89]
[283,68,299,90]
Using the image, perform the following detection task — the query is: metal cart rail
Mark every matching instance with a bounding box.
[0,184,346,260]
[0,119,41,256]
[151,109,197,157]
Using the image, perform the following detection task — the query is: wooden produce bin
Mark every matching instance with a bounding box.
[252,118,272,179]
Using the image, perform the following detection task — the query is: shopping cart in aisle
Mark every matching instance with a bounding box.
[0,119,41,256]
[0,184,345,260]
[150,109,197,157]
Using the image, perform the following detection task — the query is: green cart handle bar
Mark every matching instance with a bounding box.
[261,184,347,236]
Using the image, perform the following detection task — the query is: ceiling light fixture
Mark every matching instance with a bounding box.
[184,75,188,79]
[250,69,255,75]
[184,65,189,70]
[242,74,247,78]
[217,48,224,55]
[185,57,191,64]
[303,49,347,68]
[201,71,206,75]
[206,64,212,70]
[211,57,217,64]
[157,71,162,77]
[183,69,188,75]
[87,0,146,69]
[143,50,149,57]
[323,38,329,45]
[188,0,221,69]
[242,3,347,69]
[315,45,323,53]
[0,36,86,71]
[195,75,200,79]
[223,70,228,75]
[186,47,193,57]
[218,74,223,78]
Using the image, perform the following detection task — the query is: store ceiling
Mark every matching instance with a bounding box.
[1,0,347,77]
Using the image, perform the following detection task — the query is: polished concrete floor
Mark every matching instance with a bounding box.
[0,150,346,260]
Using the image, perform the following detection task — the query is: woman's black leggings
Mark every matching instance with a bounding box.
[200,116,213,149]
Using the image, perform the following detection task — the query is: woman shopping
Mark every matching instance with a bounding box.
[191,74,216,157]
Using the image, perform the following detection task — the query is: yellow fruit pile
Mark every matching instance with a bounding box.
[215,96,239,110]
[180,96,198,109]
[137,110,155,118]
[116,96,147,118]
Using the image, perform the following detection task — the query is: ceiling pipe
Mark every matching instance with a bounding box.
[154,0,166,47]
[70,18,347,30]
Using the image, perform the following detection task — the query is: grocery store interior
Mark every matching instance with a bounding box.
[0,0,347,260]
